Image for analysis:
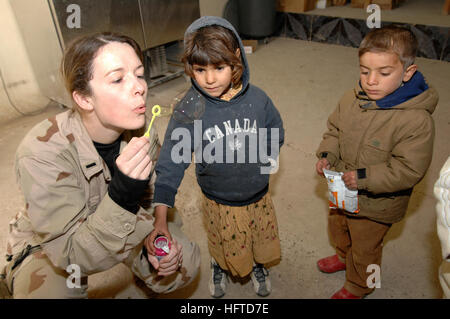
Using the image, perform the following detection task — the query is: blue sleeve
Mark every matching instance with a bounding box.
[153,117,193,207]
[265,97,284,159]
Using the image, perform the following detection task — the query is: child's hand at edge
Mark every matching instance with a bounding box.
[145,205,172,256]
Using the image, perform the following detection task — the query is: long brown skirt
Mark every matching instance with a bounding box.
[202,192,281,277]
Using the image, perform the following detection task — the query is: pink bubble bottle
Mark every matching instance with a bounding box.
[154,235,171,261]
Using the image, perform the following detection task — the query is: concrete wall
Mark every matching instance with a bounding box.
[0,0,50,123]
[9,0,68,107]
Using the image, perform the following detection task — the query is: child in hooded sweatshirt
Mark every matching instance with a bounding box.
[316,25,439,299]
[147,16,284,298]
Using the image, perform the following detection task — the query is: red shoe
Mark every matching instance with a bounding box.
[331,287,362,299]
[317,255,346,273]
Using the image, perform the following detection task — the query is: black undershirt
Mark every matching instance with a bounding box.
[93,138,121,176]
[94,137,149,214]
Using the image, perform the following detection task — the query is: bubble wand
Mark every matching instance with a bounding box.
[143,105,161,138]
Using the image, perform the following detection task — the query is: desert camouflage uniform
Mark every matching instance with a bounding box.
[0,110,200,298]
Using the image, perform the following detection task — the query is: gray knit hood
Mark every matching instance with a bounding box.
[184,16,250,101]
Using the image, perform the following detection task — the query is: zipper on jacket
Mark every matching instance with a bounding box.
[355,103,377,169]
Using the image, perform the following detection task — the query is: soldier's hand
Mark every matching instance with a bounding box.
[316,158,330,176]
[158,238,183,276]
[115,137,152,180]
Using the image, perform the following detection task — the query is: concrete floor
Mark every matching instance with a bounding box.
[1,36,449,299]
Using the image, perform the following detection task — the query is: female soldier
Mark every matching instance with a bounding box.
[0,32,199,298]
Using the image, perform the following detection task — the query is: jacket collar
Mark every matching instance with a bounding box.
[354,71,430,110]
[63,111,110,181]
[60,111,147,181]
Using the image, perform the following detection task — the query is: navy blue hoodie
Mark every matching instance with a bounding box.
[153,16,284,207]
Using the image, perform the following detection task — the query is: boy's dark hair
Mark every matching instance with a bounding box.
[359,25,418,69]
[182,25,243,87]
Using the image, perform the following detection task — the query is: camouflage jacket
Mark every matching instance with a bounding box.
[6,110,161,276]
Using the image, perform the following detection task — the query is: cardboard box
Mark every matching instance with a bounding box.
[277,0,316,13]
[332,0,347,5]
[242,40,258,54]
[372,0,398,9]
[316,0,332,9]
[444,0,450,15]
[351,0,371,8]
[351,0,398,10]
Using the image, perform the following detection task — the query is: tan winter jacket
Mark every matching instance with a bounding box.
[317,83,438,224]
[6,110,161,277]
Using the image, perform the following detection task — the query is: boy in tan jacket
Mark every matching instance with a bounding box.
[316,25,439,298]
